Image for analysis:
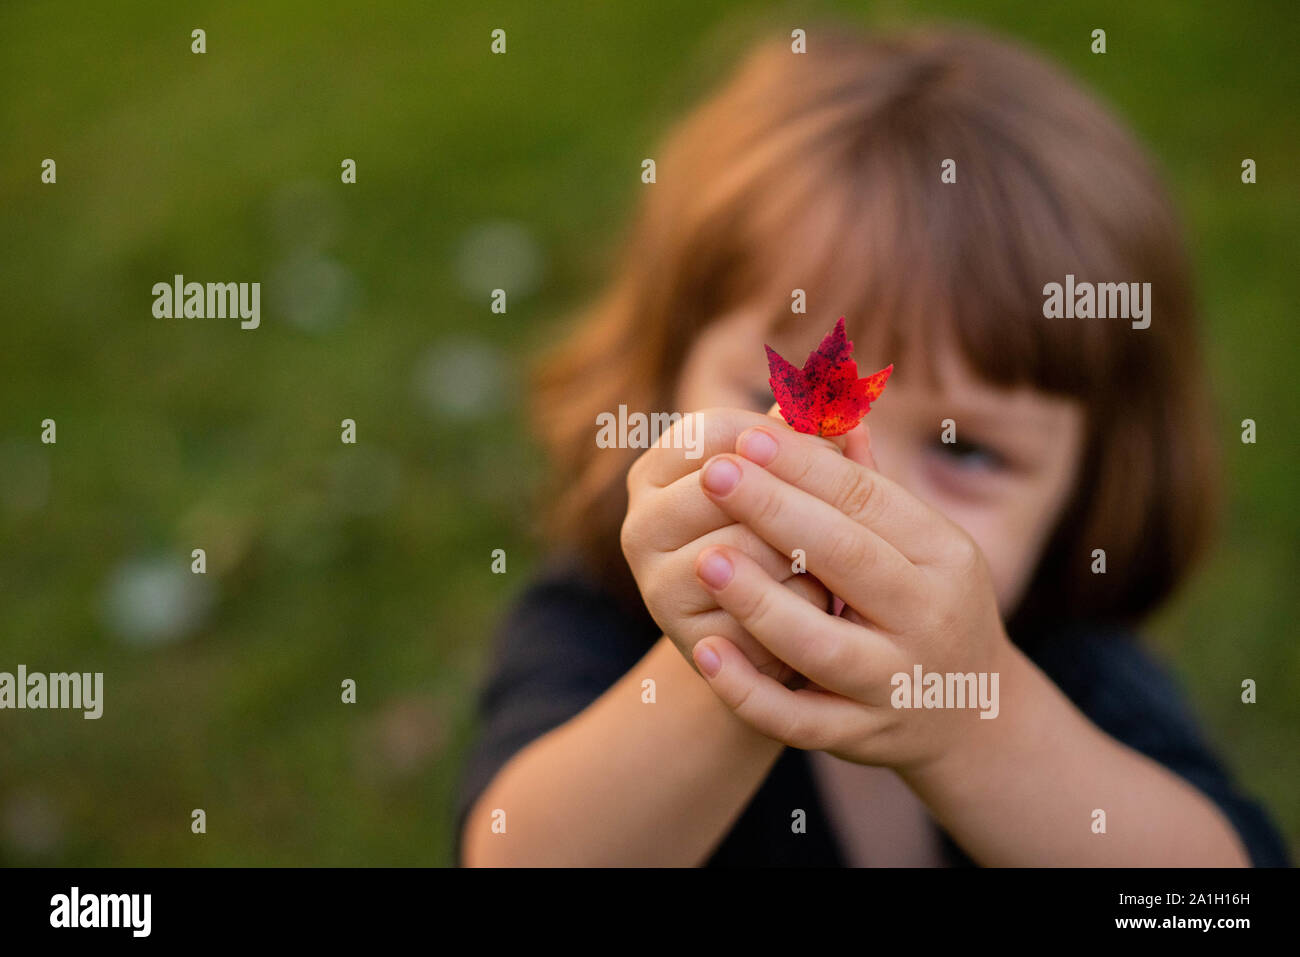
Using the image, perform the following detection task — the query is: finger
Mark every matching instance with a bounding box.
[684,607,802,686]
[732,423,940,564]
[625,468,735,553]
[681,538,831,686]
[670,522,829,614]
[694,544,897,700]
[686,562,832,688]
[626,414,863,554]
[629,407,784,491]
[692,635,869,751]
[699,454,929,628]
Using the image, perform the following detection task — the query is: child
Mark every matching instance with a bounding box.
[455,25,1289,866]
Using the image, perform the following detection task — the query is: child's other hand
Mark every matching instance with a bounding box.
[621,407,839,685]
[689,422,1015,772]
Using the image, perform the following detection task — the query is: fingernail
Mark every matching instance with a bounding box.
[696,550,734,589]
[694,642,721,678]
[701,458,741,495]
[737,427,778,466]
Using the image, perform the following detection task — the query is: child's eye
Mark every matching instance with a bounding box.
[934,437,1004,470]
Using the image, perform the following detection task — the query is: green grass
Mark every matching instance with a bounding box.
[0,0,1295,864]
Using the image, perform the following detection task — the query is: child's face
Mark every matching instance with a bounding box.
[675,309,1087,619]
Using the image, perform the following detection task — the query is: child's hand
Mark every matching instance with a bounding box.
[621,408,838,685]
[688,422,1015,772]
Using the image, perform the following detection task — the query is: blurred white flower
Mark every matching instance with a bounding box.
[100,555,215,646]
[411,339,508,421]
[269,251,359,332]
[454,220,542,300]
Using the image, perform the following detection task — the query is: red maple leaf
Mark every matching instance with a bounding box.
[764,317,893,437]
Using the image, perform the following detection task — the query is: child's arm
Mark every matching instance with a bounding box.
[899,645,1250,866]
[461,632,784,866]
[463,407,835,866]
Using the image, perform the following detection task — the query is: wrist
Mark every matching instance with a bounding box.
[897,638,1043,800]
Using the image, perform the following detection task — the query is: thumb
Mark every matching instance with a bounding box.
[842,422,878,471]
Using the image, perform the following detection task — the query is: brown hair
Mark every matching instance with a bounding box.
[530,24,1220,642]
